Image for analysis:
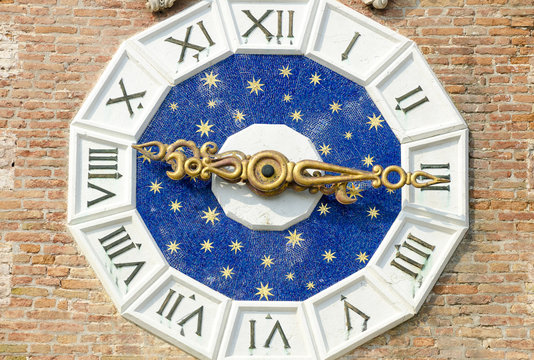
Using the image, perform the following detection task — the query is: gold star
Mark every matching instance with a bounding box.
[207,99,217,108]
[166,240,180,254]
[255,282,273,300]
[279,65,292,78]
[319,144,332,156]
[221,266,234,279]
[329,101,342,113]
[344,131,353,140]
[367,113,385,131]
[309,72,322,85]
[188,174,198,182]
[229,240,243,254]
[233,109,246,122]
[347,183,364,200]
[285,272,295,281]
[387,188,395,194]
[283,93,293,102]
[261,255,274,268]
[246,77,264,95]
[367,206,380,219]
[200,71,221,89]
[362,155,374,167]
[169,102,178,111]
[306,281,315,290]
[201,207,220,225]
[285,229,304,248]
[138,147,155,163]
[322,250,336,263]
[356,251,369,263]
[317,203,330,215]
[169,200,182,213]
[196,119,214,137]
[200,239,214,252]
[290,110,303,122]
[148,180,163,194]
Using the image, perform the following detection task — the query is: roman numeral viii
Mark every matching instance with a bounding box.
[87,148,122,207]
[98,226,145,286]
[390,233,435,279]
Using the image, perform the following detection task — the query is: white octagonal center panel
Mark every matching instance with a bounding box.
[212,124,323,231]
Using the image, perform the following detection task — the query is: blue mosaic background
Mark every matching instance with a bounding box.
[136,54,401,301]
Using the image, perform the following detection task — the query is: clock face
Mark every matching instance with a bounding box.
[67,0,469,359]
[136,54,401,301]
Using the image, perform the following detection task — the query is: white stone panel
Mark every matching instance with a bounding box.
[69,210,167,311]
[72,44,169,139]
[124,269,230,360]
[219,301,317,359]
[369,212,468,310]
[367,44,467,142]
[129,0,232,85]
[402,129,469,225]
[306,0,409,86]
[218,0,318,54]
[304,270,412,360]
[67,125,135,224]
[212,124,322,231]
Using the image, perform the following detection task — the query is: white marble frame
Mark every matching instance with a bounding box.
[67,0,470,358]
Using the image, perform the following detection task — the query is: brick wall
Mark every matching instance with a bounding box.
[0,0,533,359]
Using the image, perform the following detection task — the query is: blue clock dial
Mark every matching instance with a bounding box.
[136,54,401,301]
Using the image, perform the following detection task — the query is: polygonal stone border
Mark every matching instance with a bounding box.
[68,0,469,359]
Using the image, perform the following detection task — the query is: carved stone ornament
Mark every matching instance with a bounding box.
[146,0,176,12]
[68,0,468,359]
[362,0,388,10]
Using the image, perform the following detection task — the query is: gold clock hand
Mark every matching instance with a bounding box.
[133,140,449,204]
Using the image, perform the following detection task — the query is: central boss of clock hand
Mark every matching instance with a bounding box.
[133,140,449,204]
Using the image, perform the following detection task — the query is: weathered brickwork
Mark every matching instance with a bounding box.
[0,0,533,359]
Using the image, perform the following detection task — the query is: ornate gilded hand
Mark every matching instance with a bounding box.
[133,140,449,204]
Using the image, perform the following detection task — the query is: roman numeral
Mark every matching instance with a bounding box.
[106,78,146,117]
[98,226,144,286]
[242,9,295,42]
[165,21,215,63]
[87,148,121,207]
[341,295,369,332]
[341,32,360,61]
[249,315,290,349]
[390,233,435,279]
[395,85,429,113]
[156,289,204,337]
[420,163,450,191]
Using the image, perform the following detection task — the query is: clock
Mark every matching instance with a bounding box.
[67,1,469,359]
